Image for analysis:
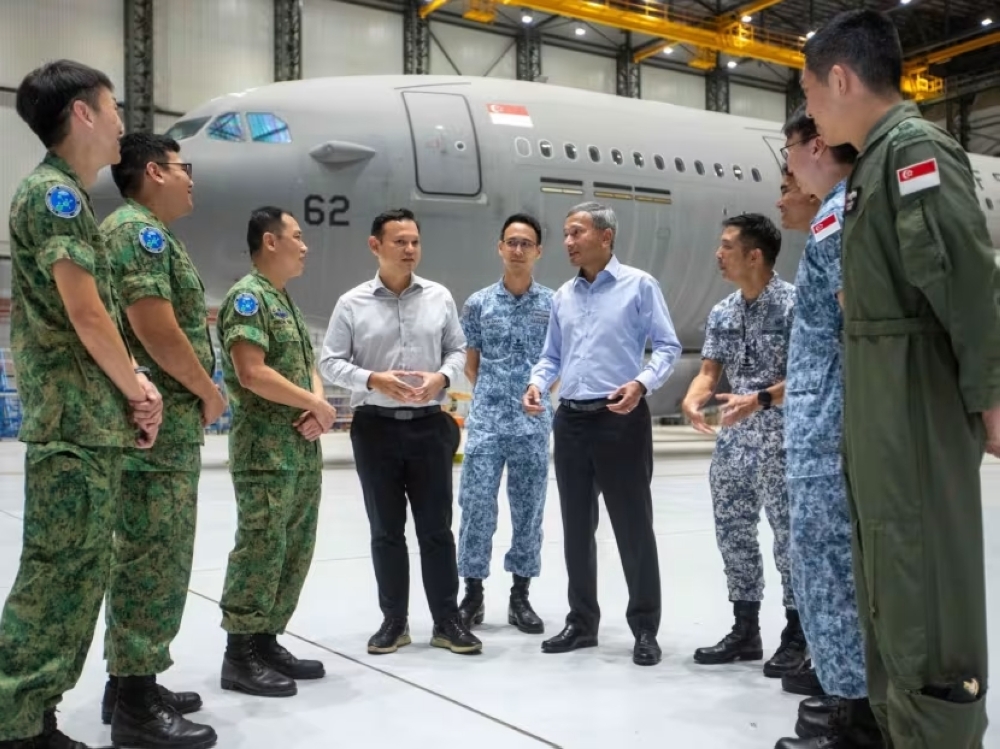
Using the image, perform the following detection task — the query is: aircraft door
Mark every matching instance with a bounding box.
[402,91,482,197]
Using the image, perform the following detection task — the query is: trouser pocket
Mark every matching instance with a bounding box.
[888,686,987,749]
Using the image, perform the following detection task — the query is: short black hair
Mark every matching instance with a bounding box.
[247,206,291,256]
[16,59,115,148]
[722,213,782,267]
[371,208,420,240]
[111,132,180,198]
[803,9,902,97]
[501,213,542,244]
[783,104,858,165]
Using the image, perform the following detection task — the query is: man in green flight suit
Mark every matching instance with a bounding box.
[0,60,163,748]
[216,206,337,698]
[803,10,1000,747]
[100,132,224,748]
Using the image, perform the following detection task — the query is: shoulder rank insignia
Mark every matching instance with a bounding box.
[897,158,940,196]
[44,184,82,219]
[810,213,841,243]
[234,292,260,317]
[272,307,289,319]
[138,226,166,254]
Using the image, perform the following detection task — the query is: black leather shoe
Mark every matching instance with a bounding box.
[508,574,544,634]
[254,634,325,680]
[220,634,297,697]
[431,614,483,654]
[541,623,598,654]
[458,578,485,629]
[796,696,841,739]
[102,676,202,725]
[782,660,826,696]
[367,617,412,654]
[110,675,217,749]
[632,631,661,666]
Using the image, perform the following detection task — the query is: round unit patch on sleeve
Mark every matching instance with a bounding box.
[44,184,82,219]
[234,292,260,317]
[138,225,166,254]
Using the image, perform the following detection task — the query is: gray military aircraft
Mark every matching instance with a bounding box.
[90,74,1000,417]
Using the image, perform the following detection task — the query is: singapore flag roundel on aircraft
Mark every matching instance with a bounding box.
[488,103,533,128]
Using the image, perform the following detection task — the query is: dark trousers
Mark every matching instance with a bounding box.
[553,398,661,637]
[350,408,460,623]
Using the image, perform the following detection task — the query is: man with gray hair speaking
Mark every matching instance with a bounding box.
[523,202,681,666]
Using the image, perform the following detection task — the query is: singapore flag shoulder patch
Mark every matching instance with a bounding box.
[897,158,940,196]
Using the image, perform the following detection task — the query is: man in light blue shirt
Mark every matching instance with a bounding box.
[523,201,681,667]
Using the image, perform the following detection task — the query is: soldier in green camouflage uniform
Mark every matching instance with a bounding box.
[98,133,221,749]
[0,61,163,749]
[216,206,337,698]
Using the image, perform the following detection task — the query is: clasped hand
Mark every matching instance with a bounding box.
[369,370,445,405]
[294,397,337,442]
[129,375,163,449]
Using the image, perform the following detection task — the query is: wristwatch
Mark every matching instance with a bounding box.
[757,390,772,409]
[134,366,152,380]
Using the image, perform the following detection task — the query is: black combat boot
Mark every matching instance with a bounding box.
[508,574,544,634]
[110,675,217,749]
[795,696,842,739]
[0,709,98,749]
[764,608,809,678]
[431,614,483,654]
[367,617,412,654]
[458,578,485,629]
[775,697,884,749]
[101,675,202,725]
[693,601,764,664]
[220,633,297,697]
[253,634,325,680]
[783,658,826,696]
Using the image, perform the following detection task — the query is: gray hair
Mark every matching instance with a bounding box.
[567,201,617,248]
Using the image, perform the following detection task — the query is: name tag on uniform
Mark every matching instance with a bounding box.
[810,213,841,242]
[897,158,940,196]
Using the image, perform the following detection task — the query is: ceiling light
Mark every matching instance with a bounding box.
[663,46,674,54]
[806,30,815,38]
[575,25,586,35]
[741,14,752,22]
[900,0,911,4]
[983,18,993,26]
[727,60,738,68]
[521,13,532,23]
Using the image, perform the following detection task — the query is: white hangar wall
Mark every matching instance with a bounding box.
[302,0,404,77]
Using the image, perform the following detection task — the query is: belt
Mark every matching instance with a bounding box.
[355,404,442,421]
[559,397,612,412]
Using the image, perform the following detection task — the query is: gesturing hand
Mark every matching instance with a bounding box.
[522,385,544,415]
[682,396,716,435]
[715,392,758,428]
[607,381,644,415]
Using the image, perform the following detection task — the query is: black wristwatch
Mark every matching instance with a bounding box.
[134,366,152,380]
[757,390,772,409]
[441,374,451,389]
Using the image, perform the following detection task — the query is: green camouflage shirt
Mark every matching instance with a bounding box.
[217,268,321,472]
[102,199,215,456]
[8,152,133,447]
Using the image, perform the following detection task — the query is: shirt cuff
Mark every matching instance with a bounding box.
[353,368,373,392]
[634,371,655,395]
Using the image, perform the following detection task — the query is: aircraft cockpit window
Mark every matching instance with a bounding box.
[751,168,762,182]
[654,155,665,170]
[163,116,210,141]
[633,151,645,168]
[988,198,995,210]
[694,160,705,175]
[565,143,578,160]
[733,165,744,181]
[515,137,531,157]
[674,158,686,173]
[588,146,601,163]
[539,140,553,158]
[611,149,624,166]
[247,113,291,143]
[207,112,244,142]
[713,163,724,178]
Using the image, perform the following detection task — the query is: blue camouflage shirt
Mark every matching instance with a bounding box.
[702,273,796,433]
[462,279,555,440]
[784,179,846,478]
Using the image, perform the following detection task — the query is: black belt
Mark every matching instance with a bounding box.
[559,398,613,412]
[355,404,442,421]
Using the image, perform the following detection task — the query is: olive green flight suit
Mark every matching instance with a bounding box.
[101,199,216,677]
[0,153,133,741]
[216,269,323,635]
[842,101,1000,748]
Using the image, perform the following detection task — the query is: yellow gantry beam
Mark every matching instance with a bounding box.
[720,0,789,23]
[418,0,451,19]
[904,30,1000,73]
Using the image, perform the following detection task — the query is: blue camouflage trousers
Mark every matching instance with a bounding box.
[456,432,549,580]
[709,422,795,608]
[788,470,867,698]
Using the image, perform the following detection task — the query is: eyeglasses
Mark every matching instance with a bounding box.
[503,239,537,250]
[780,136,816,160]
[155,161,193,177]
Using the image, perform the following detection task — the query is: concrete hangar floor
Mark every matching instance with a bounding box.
[1,432,999,748]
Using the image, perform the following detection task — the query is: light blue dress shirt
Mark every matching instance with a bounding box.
[528,255,681,399]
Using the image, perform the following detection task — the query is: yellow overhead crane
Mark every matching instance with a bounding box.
[419,0,1000,102]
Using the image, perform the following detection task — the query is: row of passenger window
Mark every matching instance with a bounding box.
[165,111,293,144]
[514,136,763,183]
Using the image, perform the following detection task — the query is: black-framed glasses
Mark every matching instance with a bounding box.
[156,161,193,177]
[503,238,537,250]
[780,135,816,160]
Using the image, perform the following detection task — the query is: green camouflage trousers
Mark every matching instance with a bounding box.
[0,442,122,741]
[220,470,322,634]
[104,444,201,676]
